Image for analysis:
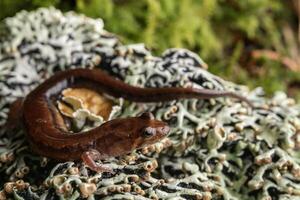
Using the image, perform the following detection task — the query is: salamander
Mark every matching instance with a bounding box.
[4,68,253,172]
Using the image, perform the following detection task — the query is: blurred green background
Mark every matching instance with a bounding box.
[1,0,300,101]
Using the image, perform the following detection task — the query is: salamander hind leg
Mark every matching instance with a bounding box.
[81,149,113,173]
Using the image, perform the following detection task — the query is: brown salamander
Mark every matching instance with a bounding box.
[6,68,253,172]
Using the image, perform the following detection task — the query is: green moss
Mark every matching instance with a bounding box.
[0,0,299,101]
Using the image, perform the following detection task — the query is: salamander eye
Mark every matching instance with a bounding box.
[142,127,156,138]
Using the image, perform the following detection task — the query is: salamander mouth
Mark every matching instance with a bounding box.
[160,125,170,136]
[151,120,170,138]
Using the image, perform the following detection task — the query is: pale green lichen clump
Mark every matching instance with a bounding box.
[0,8,300,200]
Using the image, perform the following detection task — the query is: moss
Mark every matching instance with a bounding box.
[0,1,299,100]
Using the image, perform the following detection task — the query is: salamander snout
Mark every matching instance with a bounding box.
[140,121,170,146]
[137,112,170,147]
[159,124,170,136]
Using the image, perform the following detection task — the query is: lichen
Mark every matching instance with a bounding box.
[57,88,122,132]
[0,8,300,200]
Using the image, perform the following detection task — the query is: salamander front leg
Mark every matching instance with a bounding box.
[81,149,112,173]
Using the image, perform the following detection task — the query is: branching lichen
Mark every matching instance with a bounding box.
[0,8,300,200]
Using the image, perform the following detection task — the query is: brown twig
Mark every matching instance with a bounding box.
[251,50,300,72]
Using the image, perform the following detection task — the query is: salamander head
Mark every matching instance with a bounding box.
[133,112,170,149]
[95,112,170,157]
